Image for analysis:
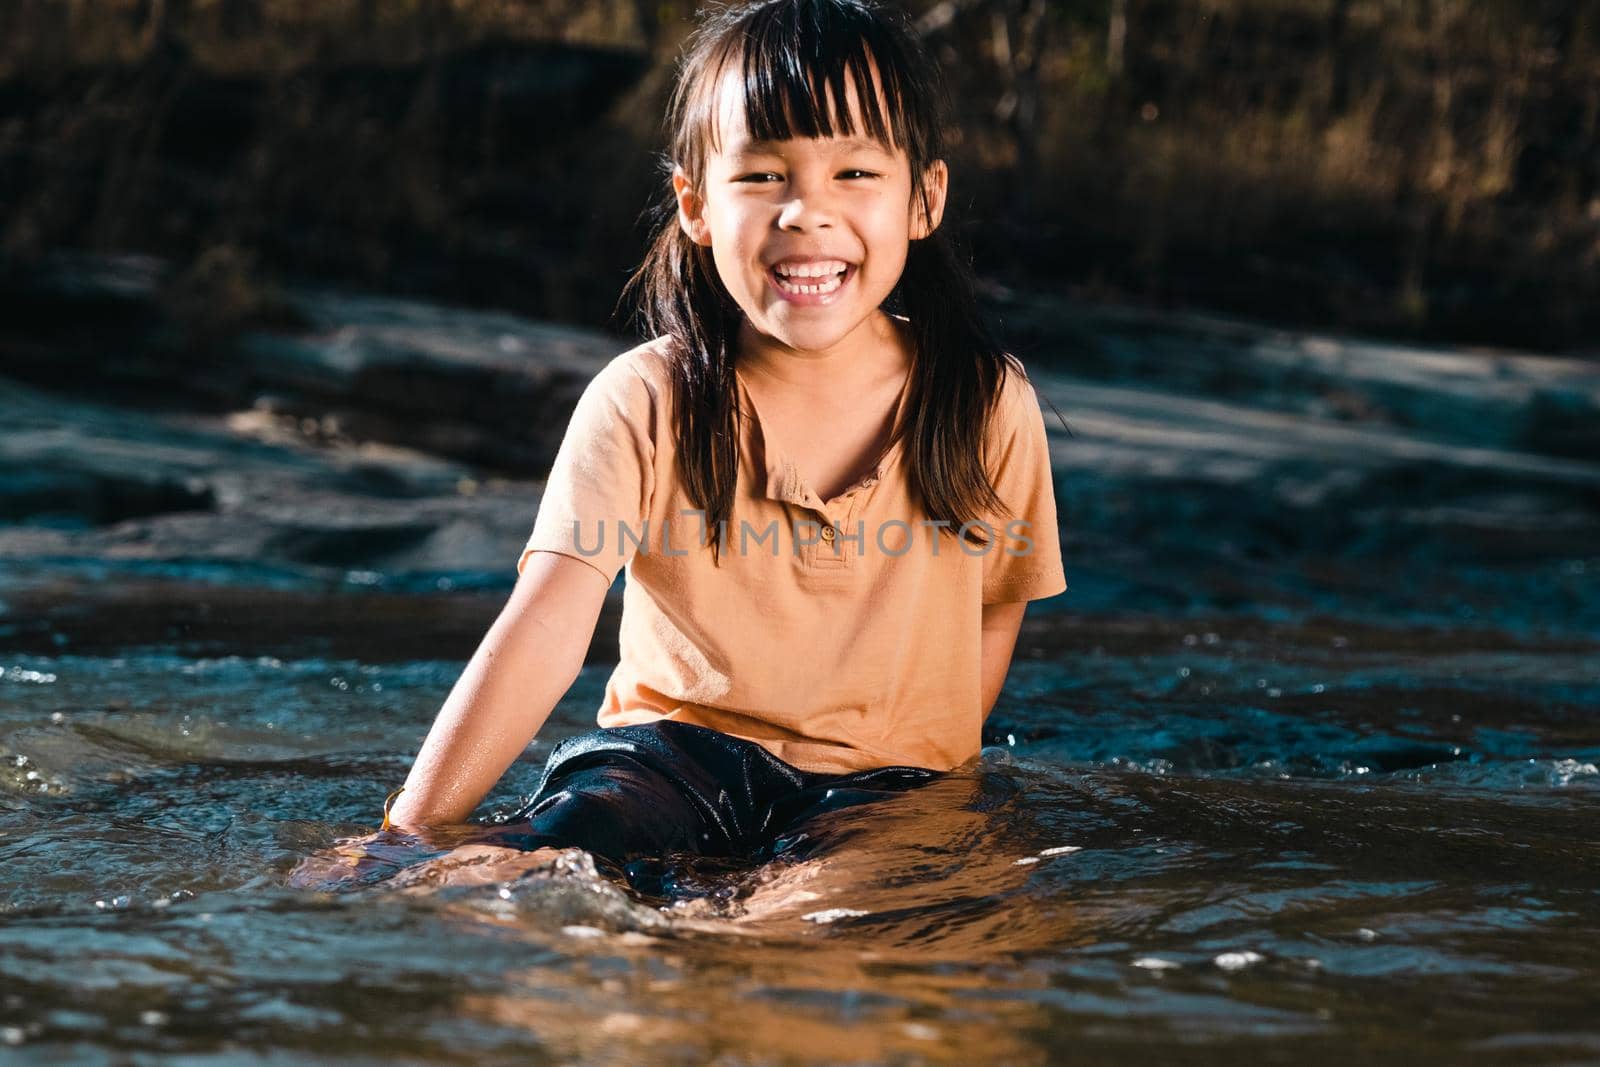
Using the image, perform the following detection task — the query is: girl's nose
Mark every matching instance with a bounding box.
[776,181,837,231]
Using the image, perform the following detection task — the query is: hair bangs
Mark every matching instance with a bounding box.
[687,0,935,174]
[737,15,905,152]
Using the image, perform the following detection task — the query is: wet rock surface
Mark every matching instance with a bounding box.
[1,253,1596,647]
[1003,295,1600,461]
[0,253,614,472]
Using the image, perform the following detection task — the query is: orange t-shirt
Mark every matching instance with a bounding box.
[519,336,1067,774]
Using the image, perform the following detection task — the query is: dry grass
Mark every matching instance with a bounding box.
[2,0,1595,347]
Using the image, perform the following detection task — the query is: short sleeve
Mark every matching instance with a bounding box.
[981,370,1068,605]
[519,354,656,585]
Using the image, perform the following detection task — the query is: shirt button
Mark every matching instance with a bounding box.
[821,525,835,542]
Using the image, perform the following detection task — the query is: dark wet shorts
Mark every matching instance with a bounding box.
[493,720,940,869]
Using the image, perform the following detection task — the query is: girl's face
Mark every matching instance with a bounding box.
[672,66,947,363]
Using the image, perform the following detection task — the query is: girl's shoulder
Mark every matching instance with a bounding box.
[986,357,1044,437]
[584,336,675,410]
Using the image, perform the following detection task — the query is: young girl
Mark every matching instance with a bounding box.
[379,0,1066,878]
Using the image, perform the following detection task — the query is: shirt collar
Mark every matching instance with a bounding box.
[735,367,908,508]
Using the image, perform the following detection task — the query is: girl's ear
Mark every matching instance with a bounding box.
[672,166,713,247]
[910,160,949,241]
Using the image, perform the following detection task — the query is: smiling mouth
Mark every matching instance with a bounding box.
[768,263,855,300]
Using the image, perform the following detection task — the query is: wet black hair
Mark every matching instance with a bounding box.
[623,0,1023,562]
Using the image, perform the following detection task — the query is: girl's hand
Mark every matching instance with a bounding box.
[285,787,430,891]
[288,831,571,892]
[286,828,434,891]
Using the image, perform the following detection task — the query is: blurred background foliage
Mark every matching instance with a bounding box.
[0,0,1595,350]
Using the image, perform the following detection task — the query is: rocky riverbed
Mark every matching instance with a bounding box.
[2,252,1596,649]
[1,255,1597,1064]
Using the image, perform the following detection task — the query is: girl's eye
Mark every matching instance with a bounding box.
[732,170,880,183]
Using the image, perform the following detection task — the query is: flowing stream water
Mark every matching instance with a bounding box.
[1,583,1596,1064]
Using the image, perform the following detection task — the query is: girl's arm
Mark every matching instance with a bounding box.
[980,600,1028,717]
[384,551,611,829]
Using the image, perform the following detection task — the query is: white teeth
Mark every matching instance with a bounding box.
[774,271,845,295]
[773,259,849,278]
[772,260,849,297]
